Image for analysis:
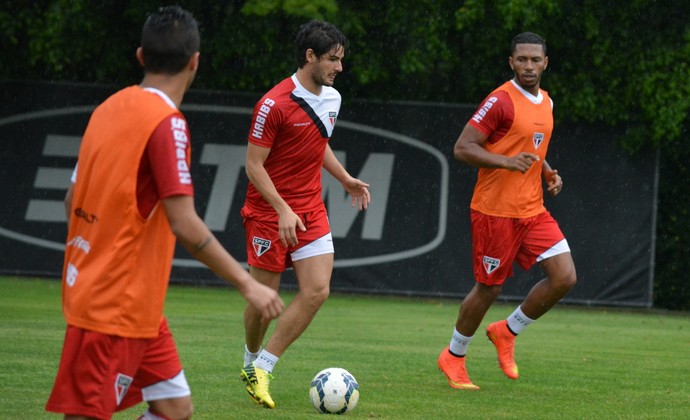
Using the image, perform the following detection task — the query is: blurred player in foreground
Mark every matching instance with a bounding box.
[239,20,370,409]
[438,32,577,390]
[46,6,283,419]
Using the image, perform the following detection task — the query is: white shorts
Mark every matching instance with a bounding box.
[142,371,191,402]
[291,232,334,262]
[536,238,571,262]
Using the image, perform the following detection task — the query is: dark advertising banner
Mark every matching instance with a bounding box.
[0,81,656,307]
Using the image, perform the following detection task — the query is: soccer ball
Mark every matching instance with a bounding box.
[309,367,359,414]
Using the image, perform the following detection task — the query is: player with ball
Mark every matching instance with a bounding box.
[239,20,370,409]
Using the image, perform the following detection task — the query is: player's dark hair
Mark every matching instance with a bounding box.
[511,32,547,55]
[295,20,349,68]
[141,5,200,75]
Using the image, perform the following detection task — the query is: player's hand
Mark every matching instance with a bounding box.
[505,152,540,173]
[244,282,285,323]
[342,177,371,210]
[544,168,563,196]
[278,210,306,247]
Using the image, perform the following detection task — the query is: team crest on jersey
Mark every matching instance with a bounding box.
[329,111,337,127]
[533,132,544,149]
[483,256,501,274]
[115,373,133,405]
[253,237,271,257]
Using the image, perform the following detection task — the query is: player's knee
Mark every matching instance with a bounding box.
[314,285,331,304]
[183,406,194,420]
[147,398,193,420]
[476,282,502,300]
[172,401,194,420]
[302,284,330,306]
[565,271,577,290]
[555,267,577,292]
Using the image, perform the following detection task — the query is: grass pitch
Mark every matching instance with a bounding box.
[0,276,688,419]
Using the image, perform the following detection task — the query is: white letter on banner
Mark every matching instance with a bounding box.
[323,151,394,240]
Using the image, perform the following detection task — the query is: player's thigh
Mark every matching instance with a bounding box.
[124,319,191,409]
[470,210,521,284]
[540,251,576,286]
[49,327,162,419]
[292,253,334,293]
[249,265,283,289]
[516,211,567,269]
[244,213,290,272]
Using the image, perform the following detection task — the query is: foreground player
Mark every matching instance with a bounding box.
[46,6,283,419]
[239,20,370,409]
[438,32,577,389]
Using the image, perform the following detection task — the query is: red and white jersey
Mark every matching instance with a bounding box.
[244,74,342,214]
[137,112,195,216]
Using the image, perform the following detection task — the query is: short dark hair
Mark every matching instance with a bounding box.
[511,32,547,55]
[295,20,349,68]
[141,5,200,74]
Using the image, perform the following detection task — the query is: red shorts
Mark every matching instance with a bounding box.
[46,317,188,419]
[241,205,332,272]
[471,210,568,286]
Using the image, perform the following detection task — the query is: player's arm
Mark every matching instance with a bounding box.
[453,123,539,174]
[245,142,305,246]
[162,195,284,321]
[542,160,563,196]
[323,144,370,210]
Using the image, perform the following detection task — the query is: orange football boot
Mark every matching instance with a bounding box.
[486,320,519,379]
[437,346,480,390]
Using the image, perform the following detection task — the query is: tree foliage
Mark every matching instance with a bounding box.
[1,0,688,309]
[4,0,688,151]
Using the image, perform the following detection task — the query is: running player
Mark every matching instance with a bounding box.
[438,32,577,390]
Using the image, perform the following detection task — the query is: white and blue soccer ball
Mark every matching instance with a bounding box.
[309,367,360,414]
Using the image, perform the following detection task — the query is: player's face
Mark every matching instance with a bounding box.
[312,45,345,87]
[509,43,548,94]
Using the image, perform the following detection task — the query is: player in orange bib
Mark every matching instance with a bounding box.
[45,6,283,419]
[438,32,577,390]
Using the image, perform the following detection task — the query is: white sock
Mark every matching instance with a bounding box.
[244,344,261,366]
[507,306,534,335]
[449,328,473,357]
[254,349,279,373]
[138,409,168,420]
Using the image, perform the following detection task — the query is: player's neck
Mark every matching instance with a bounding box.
[139,74,189,108]
[295,70,323,96]
[512,77,540,97]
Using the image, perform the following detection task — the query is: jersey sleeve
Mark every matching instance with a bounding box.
[468,90,514,141]
[147,113,194,199]
[247,96,283,148]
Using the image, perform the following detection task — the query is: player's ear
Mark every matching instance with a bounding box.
[306,48,317,64]
[189,52,200,72]
[136,47,145,67]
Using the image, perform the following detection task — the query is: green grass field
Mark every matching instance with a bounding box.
[1,276,688,419]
